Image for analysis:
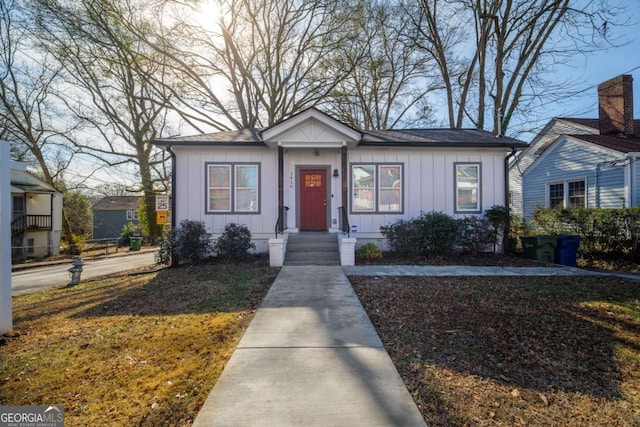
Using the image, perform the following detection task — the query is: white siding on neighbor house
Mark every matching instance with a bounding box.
[509,119,598,217]
[522,136,626,220]
[347,147,508,239]
[173,145,277,252]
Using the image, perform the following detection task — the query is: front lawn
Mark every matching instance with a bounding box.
[351,275,640,426]
[1,260,278,426]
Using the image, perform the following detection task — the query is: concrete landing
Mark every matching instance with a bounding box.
[192,266,426,427]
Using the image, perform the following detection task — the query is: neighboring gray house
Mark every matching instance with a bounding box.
[92,196,141,239]
[510,74,640,220]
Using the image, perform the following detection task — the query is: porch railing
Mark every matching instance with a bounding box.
[338,207,350,237]
[274,206,289,238]
[11,215,53,235]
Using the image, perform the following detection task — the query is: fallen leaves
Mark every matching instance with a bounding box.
[352,274,640,426]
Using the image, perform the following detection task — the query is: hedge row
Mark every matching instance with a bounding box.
[381,207,508,257]
[529,208,640,255]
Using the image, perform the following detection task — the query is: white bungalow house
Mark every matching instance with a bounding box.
[510,74,639,221]
[10,161,63,262]
[153,108,526,265]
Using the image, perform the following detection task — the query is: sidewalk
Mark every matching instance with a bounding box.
[11,247,158,272]
[192,265,427,427]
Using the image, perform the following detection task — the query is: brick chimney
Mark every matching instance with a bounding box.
[598,74,634,136]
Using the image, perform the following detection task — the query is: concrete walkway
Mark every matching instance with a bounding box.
[192,263,640,426]
[192,266,427,427]
[343,265,640,280]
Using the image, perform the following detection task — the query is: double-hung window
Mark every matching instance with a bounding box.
[455,163,481,213]
[351,164,403,213]
[206,163,259,213]
[126,210,139,221]
[548,179,586,209]
[549,183,564,208]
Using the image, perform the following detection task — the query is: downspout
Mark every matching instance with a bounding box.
[504,147,517,254]
[165,144,178,267]
[165,145,176,229]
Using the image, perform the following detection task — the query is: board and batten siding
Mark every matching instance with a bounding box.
[347,148,508,239]
[173,145,277,252]
[522,136,626,220]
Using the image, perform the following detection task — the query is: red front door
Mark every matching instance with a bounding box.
[300,169,327,231]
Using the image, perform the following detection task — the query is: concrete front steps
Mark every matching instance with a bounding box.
[284,232,340,266]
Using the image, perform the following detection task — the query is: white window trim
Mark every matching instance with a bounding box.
[546,177,587,208]
[205,162,260,214]
[454,162,482,213]
[350,163,404,214]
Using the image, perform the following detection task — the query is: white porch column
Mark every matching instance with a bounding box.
[0,141,13,333]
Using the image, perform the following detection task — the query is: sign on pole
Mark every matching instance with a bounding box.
[156,211,168,225]
[155,195,169,211]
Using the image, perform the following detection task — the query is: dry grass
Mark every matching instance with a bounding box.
[351,275,640,426]
[1,259,278,426]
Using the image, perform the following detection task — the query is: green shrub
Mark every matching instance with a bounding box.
[214,223,255,260]
[530,207,640,255]
[380,219,419,256]
[414,211,460,256]
[382,211,460,256]
[458,216,491,255]
[120,221,144,245]
[356,242,382,261]
[163,220,214,265]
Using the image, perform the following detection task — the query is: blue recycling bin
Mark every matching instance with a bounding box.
[555,235,580,266]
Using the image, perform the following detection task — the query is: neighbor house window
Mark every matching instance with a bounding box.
[455,163,481,213]
[549,183,564,208]
[351,164,403,213]
[548,179,586,208]
[206,163,259,213]
[568,180,586,208]
[126,210,139,221]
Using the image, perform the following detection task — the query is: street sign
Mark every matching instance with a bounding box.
[155,195,169,211]
[157,211,169,225]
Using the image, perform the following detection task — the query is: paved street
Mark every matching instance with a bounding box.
[11,252,158,296]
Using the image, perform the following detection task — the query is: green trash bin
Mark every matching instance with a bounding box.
[130,236,142,251]
[521,235,557,263]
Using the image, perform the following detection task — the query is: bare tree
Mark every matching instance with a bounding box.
[31,0,172,241]
[408,0,629,135]
[326,0,442,129]
[0,0,82,245]
[127,0,367,130]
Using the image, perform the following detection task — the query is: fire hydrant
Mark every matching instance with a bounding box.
[68,258,84,286]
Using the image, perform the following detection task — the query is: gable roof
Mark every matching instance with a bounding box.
[92,196,141,211]
[153,108,526,150]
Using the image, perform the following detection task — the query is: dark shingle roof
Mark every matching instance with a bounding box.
[153,129,264,146]
[153,127,526,148]
[361,128,526,147]
[558,117,640,135]
[92,196,141,211]
[567,134,640,153]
